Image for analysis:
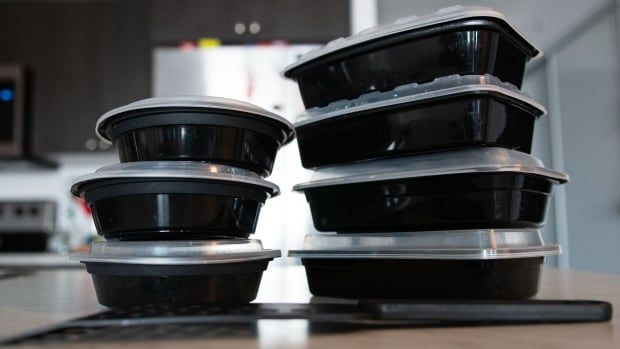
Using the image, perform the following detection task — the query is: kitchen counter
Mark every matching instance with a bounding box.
[0,266,618,348]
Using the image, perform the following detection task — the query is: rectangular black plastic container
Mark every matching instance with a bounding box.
[294,148,568,233]
[301,172,552,232]
[300,257,543,299]
[295,82,545,169]
[283,7,540,108]
[85,260,270,307]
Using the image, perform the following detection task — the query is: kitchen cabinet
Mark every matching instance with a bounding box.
[0,1,151,154]
[149,0,350,44]
[0,0,348,154]
[149,0,246,44]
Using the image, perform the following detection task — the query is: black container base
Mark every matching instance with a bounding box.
[82,180,268,239]
[114,123,280,177]
[304,173,553,233]
[102,231,250,241]
[86,261,270,307]
[296,94,539,169]
[301,257,543,299]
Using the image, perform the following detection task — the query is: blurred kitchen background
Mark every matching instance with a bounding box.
[0,0,618,273]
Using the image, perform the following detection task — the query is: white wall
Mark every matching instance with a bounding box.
[377,0,610,51]
[376,0,620,273]
[550,12,620,273]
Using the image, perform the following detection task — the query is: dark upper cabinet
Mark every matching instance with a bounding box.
[149,0,350,44]
[0,1,151,154]
[0,0,349,154]
[243,0,350,42]
[149,0,246,44]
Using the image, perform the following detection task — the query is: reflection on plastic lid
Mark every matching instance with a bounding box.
[294,148,569,190]
[71,161,280,197]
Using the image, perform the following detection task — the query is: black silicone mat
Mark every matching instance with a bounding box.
[1,300,611,345]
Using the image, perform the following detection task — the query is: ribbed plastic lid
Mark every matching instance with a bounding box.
[283,5,541,76]
[295,74,546,127]
[288,229,560,260]
[71,161,279,197]
[96,96,295,144]
[293,148,568,190]
[71,239,281,265]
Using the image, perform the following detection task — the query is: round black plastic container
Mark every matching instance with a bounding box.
[300,257,544,299]
[96,97,295,177]
[295,76,546,169]
[283,7,540,108]
[85,261,270,307]
[85,181,266,240]
[71,162,279,240]
[73,240,280,307]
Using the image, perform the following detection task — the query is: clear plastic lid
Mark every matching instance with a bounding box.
[71,161,280,196]
[71,239,281,265]
[295,75,546,127]
[288,229,560,260]
[293,148,568,190]
[298,229,544,250]
[283,5,540,75]
[96,95,294,144]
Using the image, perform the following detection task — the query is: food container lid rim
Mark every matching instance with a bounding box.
[293,148,569,190]
[70,240,281,264]
[96,95,295,144]
[288,245,561,260]
[294,74,546,127]
[70,161,280,197]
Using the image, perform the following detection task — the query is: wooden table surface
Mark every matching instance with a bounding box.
[0,266,618,348]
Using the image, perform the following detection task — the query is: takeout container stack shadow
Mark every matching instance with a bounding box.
[284,6,570,299]
[70,96,295,307]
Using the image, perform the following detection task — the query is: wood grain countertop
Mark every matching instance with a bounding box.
[0,266,617,348]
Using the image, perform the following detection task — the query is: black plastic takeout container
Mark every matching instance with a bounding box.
[283,6,541,108]
[295,75,546,169]
[71,162,279,240]
[289,230,560,299]
[293,148,568,232]
[96,96,295,177]
[72,240,280,307]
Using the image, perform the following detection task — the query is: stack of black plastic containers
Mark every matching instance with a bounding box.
[285,6,569,299]
[70,96,295,307]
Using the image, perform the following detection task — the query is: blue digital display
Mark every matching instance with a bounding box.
[0,88,14,102]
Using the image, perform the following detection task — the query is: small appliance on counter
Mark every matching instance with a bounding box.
[0,63,56,169]
[0,200,55,252]
[0,64,28,159]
